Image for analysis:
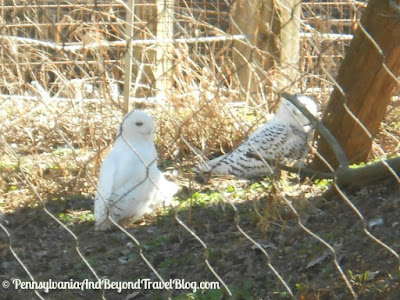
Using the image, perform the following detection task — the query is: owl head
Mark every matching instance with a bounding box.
[118,110,155,140]
[277,94,318,131]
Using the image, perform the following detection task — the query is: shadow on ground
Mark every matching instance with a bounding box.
[1,179,399,299]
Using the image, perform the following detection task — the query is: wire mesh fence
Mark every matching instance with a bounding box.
[0,0,399,299]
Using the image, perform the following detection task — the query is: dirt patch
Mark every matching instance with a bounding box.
[1,177,399,299]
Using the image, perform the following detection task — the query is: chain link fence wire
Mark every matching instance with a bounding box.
[0,0,399,299]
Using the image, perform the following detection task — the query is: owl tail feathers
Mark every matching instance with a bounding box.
[94,193,110,231]
[195,155,227,174]
[94,202,114,231]
[152,174,179,207]
[95,218,113,231]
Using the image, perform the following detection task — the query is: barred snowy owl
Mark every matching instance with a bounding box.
[198,94,318,179]
[94,111,178,230]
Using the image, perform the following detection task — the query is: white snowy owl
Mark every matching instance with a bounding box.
[198,94,318,179]
[94,110,178,230]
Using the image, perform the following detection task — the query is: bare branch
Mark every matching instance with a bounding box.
[281,92,350,168]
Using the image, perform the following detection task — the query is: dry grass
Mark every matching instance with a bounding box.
[0,1,398,208]
[0,2,399,299]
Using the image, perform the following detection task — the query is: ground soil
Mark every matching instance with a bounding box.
[1,177,399,300]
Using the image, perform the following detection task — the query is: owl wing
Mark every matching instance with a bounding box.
[94,140,151,229]
[279,125,310,162]
[146,171,179,212]
[94,149,120,230]
[95,140,175,230]
[201,122,292,178]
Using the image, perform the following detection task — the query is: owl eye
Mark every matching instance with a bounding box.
[135,122,143,126]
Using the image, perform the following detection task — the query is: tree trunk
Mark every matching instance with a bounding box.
[312,0,400,170]
[229,0,280,96]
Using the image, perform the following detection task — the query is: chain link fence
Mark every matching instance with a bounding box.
[0,0,399,299]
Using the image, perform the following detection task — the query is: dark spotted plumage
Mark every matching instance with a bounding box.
[198,94,318,179]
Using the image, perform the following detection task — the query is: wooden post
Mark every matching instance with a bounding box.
[278,0,301,92]
[156,0,175,94]
[229,0,280,97]
[123,0,135,114]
